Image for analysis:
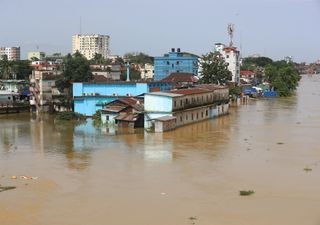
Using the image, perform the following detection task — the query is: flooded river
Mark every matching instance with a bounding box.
[0,75,320,225]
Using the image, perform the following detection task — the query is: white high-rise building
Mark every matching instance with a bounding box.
[0,47,21,61]
[215,43,240,84]
[72,34,110,60]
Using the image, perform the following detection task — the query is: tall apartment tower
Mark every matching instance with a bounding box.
[0,47,21,61]
[72,34,110,60]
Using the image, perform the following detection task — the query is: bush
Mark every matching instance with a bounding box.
[239,190,255,196]
[92,110,102,126]
[55,111,86,121]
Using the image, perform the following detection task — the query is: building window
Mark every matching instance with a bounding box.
[174,101,176,107]
[167,61,170,65]
[201,112,204,118]
[106,115,109,121]
[180,100,182,106]
[226,55,230,58]
[206,110,208,116]
[180,116,182,122]
[186,114,188,120]
[176,61,180,65]
[191,113,194,120]
[196,113,198,119]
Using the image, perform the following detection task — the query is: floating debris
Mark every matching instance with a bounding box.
[304,167,312,172]
[239,190,255,196]
[188,216,197,225]
[0,185,16,193]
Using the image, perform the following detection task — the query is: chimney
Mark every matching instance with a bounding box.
[177,48,181,53]
[171,48,175,52]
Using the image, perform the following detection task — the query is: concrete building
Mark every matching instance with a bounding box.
[0,47,20,61]
[140,63,154,80]
[28,51,45,61]
[215,43,240,84]
[154,48,199,81]
[29,62,61,112]
[73,81,173,116]
[144,85,229,131]
[90,64,121,81]
[72,34,110,60]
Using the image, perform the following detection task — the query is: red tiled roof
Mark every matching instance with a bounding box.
[161,72,199,83]
[240,70,255,75]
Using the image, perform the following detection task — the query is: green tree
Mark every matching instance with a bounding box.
[265,62,300,96]
[56,52,93,91]
[123,52,154,65]
[0,55,12,79]
[55,52,93,108]
[200,52,232,85]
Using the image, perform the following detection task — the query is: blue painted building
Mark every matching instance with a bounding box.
[154,48,199,81]
[73,81,172,116]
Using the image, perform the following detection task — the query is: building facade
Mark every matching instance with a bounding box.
[29,62,61,112]
[154,48,199,81]
[72,34,110,60]
[144,85,229,131]
[73,81,173,116]
[215,43,240,84]
[28,51,46,61]
[140,63,154,80]
[0,47,20,61]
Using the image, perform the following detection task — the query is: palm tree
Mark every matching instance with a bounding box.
[0,55,12,79]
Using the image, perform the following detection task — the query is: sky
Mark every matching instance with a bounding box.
[0,0,319,63]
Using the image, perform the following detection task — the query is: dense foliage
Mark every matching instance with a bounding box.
[265,62,300,96]
[200,52,232,85]
[55,111,86,121]
[241,57,273,70]
[0,55,32,80]
[123,52,154,65]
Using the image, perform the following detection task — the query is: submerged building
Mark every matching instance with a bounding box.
[73,81,173,116]
[144,85,229,132]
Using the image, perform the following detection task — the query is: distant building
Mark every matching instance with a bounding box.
[140,63,154,80]
[90,64,121,81]
[215,43,240,84]
[154,48,199,81]
[240,70,256,84]
[0,47,20,61]
[72,34,110,60]
[28,52,46,61]
[29,61,61,112]
[144,85,229,131]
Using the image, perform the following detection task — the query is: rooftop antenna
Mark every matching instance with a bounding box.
[227,23,235,47]
[80,16,82,35]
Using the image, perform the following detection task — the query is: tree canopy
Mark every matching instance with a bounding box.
[55,52,93,92]
[0,55,32,80]
[200,52,232,85]
[123,52,154,65]
[265,62,300,96]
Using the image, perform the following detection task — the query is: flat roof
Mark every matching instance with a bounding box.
[153,116,176,121]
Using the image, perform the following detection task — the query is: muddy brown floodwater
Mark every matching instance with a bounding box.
[0,75,320,225]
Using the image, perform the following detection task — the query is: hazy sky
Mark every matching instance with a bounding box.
[1,0,319,62]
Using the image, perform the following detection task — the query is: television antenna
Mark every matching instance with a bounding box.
[227,23,235,47]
